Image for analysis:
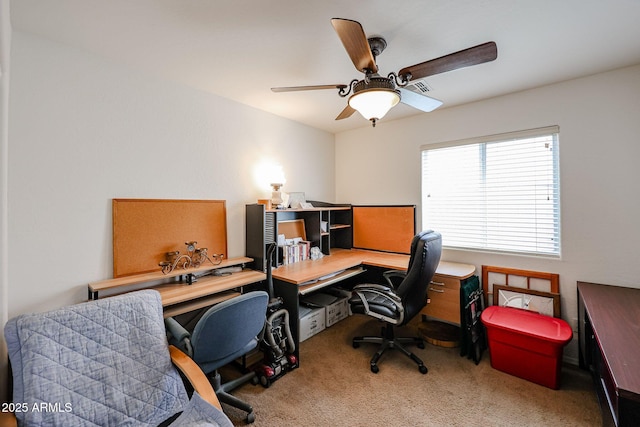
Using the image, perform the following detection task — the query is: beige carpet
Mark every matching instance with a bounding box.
[223,315,601,426]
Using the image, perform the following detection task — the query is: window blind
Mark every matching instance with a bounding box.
[421,127,560,257]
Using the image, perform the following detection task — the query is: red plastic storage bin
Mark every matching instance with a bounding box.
[481,305,573,389]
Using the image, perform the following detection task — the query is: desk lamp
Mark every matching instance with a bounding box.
[271,183,284,209]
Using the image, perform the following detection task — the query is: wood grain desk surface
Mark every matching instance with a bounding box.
[272,248,475,285]
[578,281,640,399]
[89,257,256,291]
[155,269,266,307]
[88,257,266,316]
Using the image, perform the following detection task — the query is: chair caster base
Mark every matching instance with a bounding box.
[353,332,429,374]
[246,411,256,424]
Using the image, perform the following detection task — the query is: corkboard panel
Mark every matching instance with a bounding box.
[112,199,228,277]
[278,219,307,240]
[352,205,415,254]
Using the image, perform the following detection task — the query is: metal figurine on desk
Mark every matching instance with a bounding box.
[159,241,223,275]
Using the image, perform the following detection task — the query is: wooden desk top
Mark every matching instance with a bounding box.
[433,261,476,279]
[354,249,412,270]
[88,257,266,316]
[578,281,640,401]
[155,269,265,307]
[271,249,365,284]
[89,256,255,292]
[271,248,475,285]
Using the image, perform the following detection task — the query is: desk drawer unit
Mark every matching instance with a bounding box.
[421,274,461,324]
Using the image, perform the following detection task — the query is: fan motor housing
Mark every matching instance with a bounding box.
[368,36,387,58]
[353,76,398,94]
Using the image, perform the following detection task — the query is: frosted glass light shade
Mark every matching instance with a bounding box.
[349,88,400,121]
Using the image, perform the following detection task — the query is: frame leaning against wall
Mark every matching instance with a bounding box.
[482,265,561,317]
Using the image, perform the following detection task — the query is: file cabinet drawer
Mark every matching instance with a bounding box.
[421,274,461,324]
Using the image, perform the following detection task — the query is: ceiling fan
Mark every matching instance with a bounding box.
[272,18,497,127]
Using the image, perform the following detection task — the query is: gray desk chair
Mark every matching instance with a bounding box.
[3,289,233,427]
[349,230,442,374]
[165,291,269,424]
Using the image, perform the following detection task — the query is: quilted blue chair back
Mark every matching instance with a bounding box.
[190,291,269,375]
[4,290,189,427]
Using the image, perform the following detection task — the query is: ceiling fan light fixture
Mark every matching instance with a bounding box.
[348,78,400,126]
[273,19,498,128]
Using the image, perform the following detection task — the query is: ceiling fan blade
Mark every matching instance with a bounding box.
[271,84,347,93]
[335,104,356,120]
[399,88,443,113]
[398,41,497,81]
[331,18,377,73]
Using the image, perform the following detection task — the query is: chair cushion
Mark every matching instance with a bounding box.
[5,290,189,426]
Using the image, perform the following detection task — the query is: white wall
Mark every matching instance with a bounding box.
[0,0,11,405]
[336,64,640,363]
[4,22,639,382]
[6,31,335,320]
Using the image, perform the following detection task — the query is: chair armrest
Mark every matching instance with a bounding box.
[353,284,401,303]
[353,283,394,293]
[352,286,404,324]
[383,270,406,288]
[169,345,222,412]
[165,317,193,357]
[0,412,17,427]
[165,317,190,342]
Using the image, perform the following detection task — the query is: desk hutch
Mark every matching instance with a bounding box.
[246,201,353,272]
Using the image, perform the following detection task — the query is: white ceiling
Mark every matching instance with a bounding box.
[10,0,640,134]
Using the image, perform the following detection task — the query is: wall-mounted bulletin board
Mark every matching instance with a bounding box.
[112,199,228,277]
[352,205,416,254]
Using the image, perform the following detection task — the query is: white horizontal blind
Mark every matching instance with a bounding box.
[421,127,560,257]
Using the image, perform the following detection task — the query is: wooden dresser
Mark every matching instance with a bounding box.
[578,281,640,426]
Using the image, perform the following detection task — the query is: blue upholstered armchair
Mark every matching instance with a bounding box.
[2,289,233,427]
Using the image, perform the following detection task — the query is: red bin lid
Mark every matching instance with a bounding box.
[481,306,573,343]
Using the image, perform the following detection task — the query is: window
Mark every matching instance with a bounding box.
[421,126,560,257]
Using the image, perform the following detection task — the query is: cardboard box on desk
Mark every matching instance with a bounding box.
[299,305,326,342]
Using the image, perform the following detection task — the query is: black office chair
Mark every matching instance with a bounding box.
[349,230,442,374]
[165,291,269,424]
